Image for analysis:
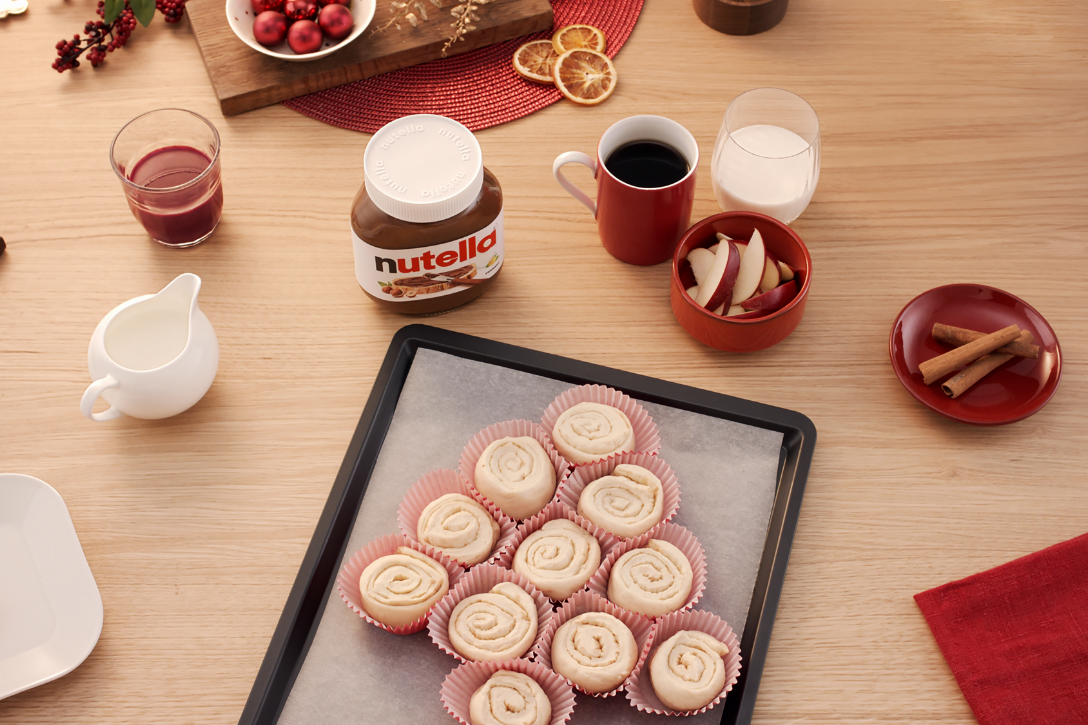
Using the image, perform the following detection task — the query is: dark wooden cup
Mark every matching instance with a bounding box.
[693,0,788,36]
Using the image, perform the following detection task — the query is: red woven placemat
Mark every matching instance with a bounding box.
[283,0,644,132]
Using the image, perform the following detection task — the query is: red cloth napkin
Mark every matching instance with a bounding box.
[914,532,1088,725]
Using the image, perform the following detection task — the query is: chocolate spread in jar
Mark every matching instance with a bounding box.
[351,115,504,315]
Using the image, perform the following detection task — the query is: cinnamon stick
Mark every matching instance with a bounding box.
[919,324,1021,385]
[933,323,1038,359]
[941,352,1015,398]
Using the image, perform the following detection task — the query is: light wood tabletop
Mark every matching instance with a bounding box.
[2,0,1087,722]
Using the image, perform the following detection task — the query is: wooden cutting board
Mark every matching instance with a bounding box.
[189,0,553,116]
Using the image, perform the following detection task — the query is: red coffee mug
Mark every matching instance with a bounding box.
[553,115,698,266]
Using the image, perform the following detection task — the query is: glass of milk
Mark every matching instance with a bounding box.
[712,88,820,224]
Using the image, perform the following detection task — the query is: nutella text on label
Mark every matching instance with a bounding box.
[353,211,504,301]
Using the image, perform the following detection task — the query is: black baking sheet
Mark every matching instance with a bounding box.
[238,324,816,725]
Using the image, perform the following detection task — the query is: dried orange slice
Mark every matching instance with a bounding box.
[552,49,617,106]
[551,24,606,55]
[512,39,558,84]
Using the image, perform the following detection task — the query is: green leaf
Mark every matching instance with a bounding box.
[103,0,122,23]
[130,0,156,27]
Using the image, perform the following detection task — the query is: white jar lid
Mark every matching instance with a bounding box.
[363,114,485,224]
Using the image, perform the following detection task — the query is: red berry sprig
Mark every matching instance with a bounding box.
[51,0,184,72]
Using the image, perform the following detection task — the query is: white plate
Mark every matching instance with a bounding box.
[226,0,376,62]
[0,474,103,701]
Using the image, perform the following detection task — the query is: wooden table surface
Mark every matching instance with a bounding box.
[2,0,1087,722]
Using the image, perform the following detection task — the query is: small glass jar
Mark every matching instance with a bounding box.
[351,115,504,314]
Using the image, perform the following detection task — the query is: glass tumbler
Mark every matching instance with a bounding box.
[711,88,820,224]
[110,109,224,248]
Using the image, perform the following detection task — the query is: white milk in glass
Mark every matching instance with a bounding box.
[713,124,818,223]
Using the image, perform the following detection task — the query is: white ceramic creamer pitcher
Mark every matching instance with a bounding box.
[80,273,219,422]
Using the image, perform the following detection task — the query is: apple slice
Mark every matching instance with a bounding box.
[694,240,740,311]
[759,253,781,293]
[715,232,733,242]
[734,241,747,259]
[730,229,765,305]
[730,308,776,320]
[741,279,799,311]
[686,284,699,299]
[686,247,715,286]
[712,302,725,315]
[778,260,795,282]
[724,304,746,316]
[708,243,719,254]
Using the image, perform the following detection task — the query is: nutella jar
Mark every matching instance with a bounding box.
[352,114,504,314]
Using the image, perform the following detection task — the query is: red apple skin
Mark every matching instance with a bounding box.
[678,260,697,290]
[730,308,776,320]
[741,279,799,311]
[704,241,741,312]
[287,18,323,53]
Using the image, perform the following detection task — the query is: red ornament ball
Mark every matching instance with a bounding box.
[287,18,323,53]
[317,3,353,40]
[251,0,284,14]
[316,0,348,7]
[253,10,288,47]
[283,0,317,20]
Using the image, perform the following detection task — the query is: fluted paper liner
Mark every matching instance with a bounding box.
[541,384,661,465]
[588,521,707,618]
[534,591,654,698]
[458,419,571,521]
[496,501,620,602]
[397,468,518,568]
[337,534,465,635]
[558,452,681,541]
[428,563,553,664]
[440,658,577,725]
[624,609,742,716]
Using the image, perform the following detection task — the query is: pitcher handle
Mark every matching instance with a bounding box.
[81,375,124,422]
[553,151,598,217]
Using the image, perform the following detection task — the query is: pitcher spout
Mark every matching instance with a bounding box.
[155,273,203,317]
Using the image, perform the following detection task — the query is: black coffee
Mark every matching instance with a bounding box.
[604,140,689,188]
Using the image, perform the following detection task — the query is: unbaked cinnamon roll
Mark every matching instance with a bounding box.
[469,670,552,725]
[358,546,449,628]
[577,464,664,538]
[649,630,730,711]
[607,539,693,617]
[474,436,556,520]
[550,611,637,694]
[551,402,636,465]
[449,582,539,662]
[513,519,601,601]
[417,493,500,565]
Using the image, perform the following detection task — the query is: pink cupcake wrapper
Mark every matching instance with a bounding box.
[440,658,577,725]
[540,384,662,465]
[458,419,571,521]
[534,591,655,698]
[588,521,708,619]
[557,452,682,542]
[496,501,621,602]
[428,563,553,664]
[397,468,519,568]
[624,609,742,716]
[337,534,465,635]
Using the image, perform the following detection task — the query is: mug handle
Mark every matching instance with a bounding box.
[80,375,125,422]
[553,151,598,217]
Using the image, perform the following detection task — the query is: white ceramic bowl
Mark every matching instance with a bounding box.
[226,0,375,62]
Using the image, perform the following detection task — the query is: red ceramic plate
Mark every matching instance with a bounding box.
[889,284,1061,425]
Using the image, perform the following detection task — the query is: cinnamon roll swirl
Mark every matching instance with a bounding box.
[449,582,539,662]
[513,519,601,601]
[649,630,730,711]
[607,539,693,617]
[550,611,638,694]
[469,670,552,725]
[474,436,556,520]
[577,464,664,538]
[358,546,450,628]
[417,493,500,566]
[551,402,636,465]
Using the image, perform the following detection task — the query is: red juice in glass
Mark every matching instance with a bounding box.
[111,110,224,248]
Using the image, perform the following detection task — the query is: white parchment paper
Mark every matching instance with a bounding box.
[278,349,783,725]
